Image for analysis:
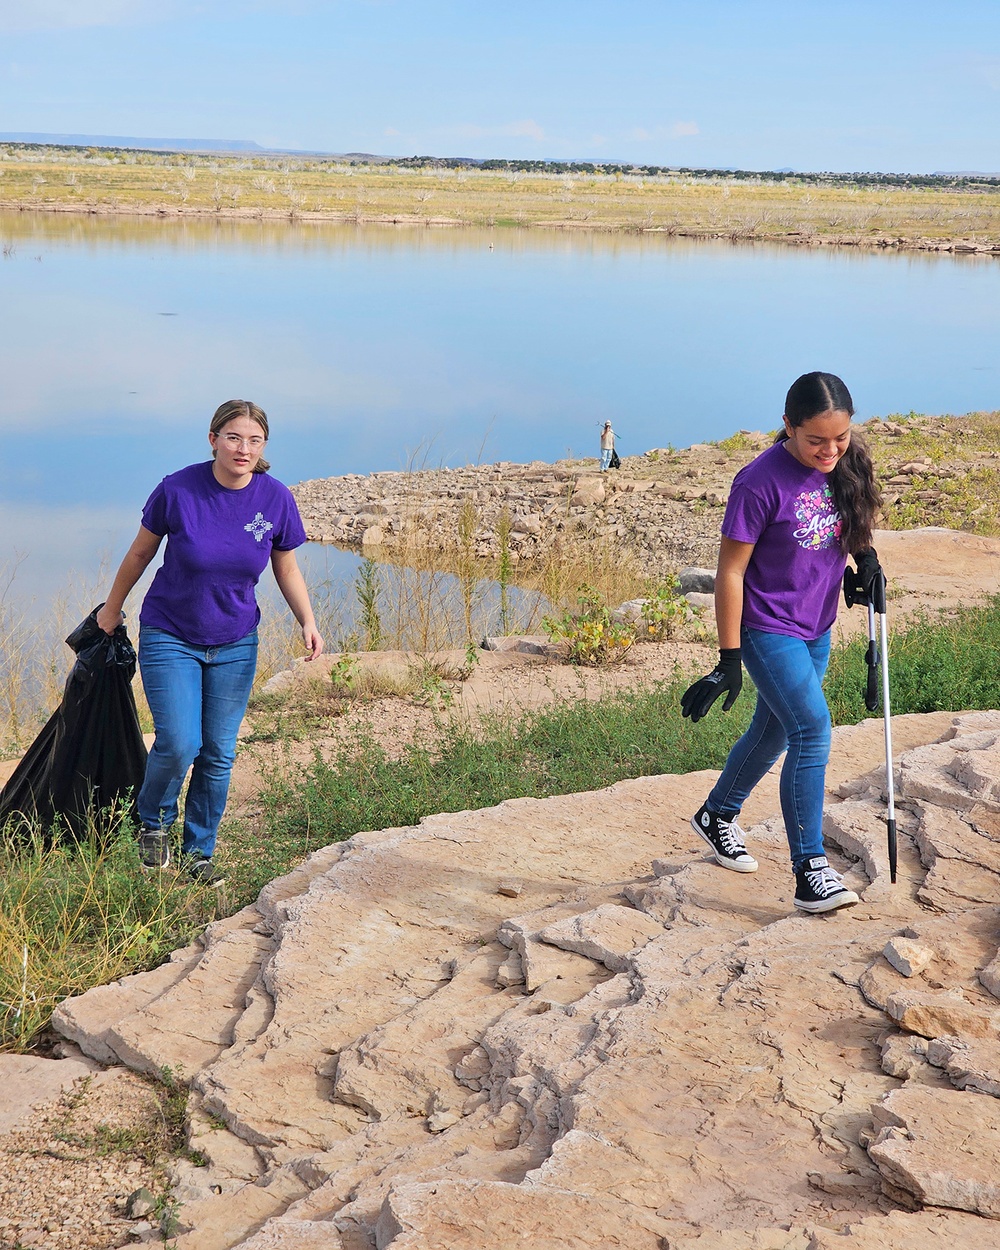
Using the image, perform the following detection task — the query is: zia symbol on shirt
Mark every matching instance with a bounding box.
[244,512,274,542]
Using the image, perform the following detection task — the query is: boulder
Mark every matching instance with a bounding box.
[868,1086,1000,1217]
[678,566,715,594]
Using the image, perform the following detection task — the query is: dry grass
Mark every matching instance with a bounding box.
[3,147,1000,244]
[0,813,215,1051]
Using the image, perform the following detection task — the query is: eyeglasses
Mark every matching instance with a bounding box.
[220,434,266,451]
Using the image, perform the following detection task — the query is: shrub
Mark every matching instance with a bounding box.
[542,584,635,664]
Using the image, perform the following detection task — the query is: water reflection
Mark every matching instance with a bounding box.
[1,209,999,609]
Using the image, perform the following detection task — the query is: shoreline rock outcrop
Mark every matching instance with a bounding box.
[291,415,1000,583]
[48,709,1000,1248]
[290,447,764,580]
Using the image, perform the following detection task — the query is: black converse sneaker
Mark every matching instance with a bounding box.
[690,805,759,873]
[138,828,169,870]
[793,856,859,913]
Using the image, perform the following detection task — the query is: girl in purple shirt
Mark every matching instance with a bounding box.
[681,372,882,913]
[97,400,324,885]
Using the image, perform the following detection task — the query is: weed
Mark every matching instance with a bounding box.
[355,557,384,650]
[542,584,635,664]
[495,507,513,635]
[329,653,360,694]
[639,579,689,641]
[411,660,456,708]
[457,497,480,646]
[714,431,757,454]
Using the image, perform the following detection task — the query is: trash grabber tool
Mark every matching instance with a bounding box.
[844,560,897,882]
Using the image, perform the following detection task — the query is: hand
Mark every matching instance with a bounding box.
[302,624,324,661]
[854,548,886,613]
[680,649,743,722]
[95,603,124,635]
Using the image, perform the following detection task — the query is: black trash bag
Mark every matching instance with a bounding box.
[0,607,148,845]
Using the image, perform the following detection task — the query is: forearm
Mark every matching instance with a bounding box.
[104,550,154,616]
[714,567,744,651]
[274,562,316,628]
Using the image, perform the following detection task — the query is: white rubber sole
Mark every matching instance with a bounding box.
[690,814,759,873]
[793,889,860,913]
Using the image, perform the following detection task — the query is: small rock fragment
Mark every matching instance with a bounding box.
[879,1031,930,1080]
[495,951,524,989]
[126,1188,158,1220]
[497,879,524,898]
[883,936,935,978]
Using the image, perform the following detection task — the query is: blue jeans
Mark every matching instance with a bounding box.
[600,448,613,470]
[137,627,258,860]
[707,627,832,867]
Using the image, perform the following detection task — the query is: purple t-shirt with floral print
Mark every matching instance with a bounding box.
[721,441,846,641]
[139,461,307,647]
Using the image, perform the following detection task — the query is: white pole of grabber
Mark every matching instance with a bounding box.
[879,602,897,883]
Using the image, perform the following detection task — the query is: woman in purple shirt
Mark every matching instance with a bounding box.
[681,372,882,913]
[97,400,323,886]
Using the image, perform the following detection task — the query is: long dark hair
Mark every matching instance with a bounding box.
[210,399,271,474]
[777,372,880,554]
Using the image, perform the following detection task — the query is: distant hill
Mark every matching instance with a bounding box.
[0,132,267,153]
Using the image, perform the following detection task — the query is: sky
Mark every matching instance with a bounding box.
[1,0,1000,173]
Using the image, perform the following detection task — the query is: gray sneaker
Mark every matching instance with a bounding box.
[138,828,169,870]
[186,857,227,888]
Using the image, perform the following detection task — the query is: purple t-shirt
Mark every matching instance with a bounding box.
[139,462,307,647]
[722,441,846,641]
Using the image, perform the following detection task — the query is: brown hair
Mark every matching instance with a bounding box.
[776,371,881,555]
[210,399,270,473]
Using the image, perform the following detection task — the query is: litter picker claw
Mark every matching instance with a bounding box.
[844,561,897,882]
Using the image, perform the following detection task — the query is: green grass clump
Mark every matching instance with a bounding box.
[0,815,214,1051]
[825,597,1000,723]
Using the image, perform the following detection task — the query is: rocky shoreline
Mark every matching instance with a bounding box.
[5,198,1000,257]
[291,412,996,580]
[290,439,766,580]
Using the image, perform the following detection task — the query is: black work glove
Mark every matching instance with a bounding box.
[854,548,886,613]
[681,648,743,722]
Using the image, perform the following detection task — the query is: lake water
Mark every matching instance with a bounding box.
[2,210,999,610]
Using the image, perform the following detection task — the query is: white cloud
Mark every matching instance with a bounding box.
[630,122,700,143]
[383,126,400,137]
[0,0,291,33]
[452,119,546,143]
[0,0,155,31]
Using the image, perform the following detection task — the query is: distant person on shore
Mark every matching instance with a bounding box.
[600,421,617,471]
[96,399,323,886]
[680,371,883,913]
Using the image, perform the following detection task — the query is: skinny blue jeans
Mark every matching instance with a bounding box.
[137,627,258,860]
[707,626,832,868]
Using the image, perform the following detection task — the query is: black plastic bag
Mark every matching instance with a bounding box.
[609,449,621,469]
[0,607,147,845]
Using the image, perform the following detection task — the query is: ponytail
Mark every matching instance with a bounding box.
[829,431,880,554]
